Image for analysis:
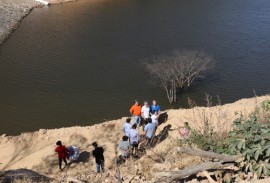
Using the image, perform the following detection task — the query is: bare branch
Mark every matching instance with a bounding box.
[145,50,214,103]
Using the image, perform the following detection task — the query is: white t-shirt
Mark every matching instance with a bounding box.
[141,106,150,118]
[122,122,132,136]
[151,114,159,127]
[128,129,140,144]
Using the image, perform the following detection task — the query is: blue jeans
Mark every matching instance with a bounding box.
[134,116,141,126]
[96,162,104,173]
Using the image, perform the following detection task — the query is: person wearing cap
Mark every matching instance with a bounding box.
[130,100,142,126]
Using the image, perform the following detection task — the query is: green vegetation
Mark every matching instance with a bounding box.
[184,121,229,153]
[184,99,270,179]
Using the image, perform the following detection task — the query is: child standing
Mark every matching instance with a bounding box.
[55,141,69,170]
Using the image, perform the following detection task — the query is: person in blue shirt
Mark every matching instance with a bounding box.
[122,118,132,136]
[144,118,156,146]
[150,100,161,115]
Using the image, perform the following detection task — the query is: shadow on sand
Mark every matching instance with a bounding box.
[66,151,91,168]
[158,112,168,125]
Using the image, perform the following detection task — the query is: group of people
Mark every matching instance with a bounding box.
[118,100,161,158]
[55,100,161,173]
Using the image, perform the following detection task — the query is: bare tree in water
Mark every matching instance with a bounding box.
[146,50,214,104]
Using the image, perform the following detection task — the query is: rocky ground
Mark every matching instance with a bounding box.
[0,0,41,44]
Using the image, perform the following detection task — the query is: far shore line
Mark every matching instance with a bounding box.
[0,0,77,46]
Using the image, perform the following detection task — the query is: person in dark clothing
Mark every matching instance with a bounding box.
[55,141,69,170]
[92,142,105,173]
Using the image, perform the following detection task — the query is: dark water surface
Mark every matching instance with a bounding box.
[0,0,270,135]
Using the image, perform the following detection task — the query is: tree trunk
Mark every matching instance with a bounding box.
[154,161,234,183]
[165,83,177,104]
[165,87,173,104]
[176,147,241,162]
[171,89,173,103]
[173,83,177,103]
[153,147,241,182]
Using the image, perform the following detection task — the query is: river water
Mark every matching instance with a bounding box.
[0,0,270,135]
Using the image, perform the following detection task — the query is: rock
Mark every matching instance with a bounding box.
[1,134,6,138]
[165,155,175,163]
[39,129,47,134]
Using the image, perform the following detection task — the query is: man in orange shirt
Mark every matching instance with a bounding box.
[130,100,142,126]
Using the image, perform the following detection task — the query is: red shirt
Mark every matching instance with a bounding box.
[55,145,67,158]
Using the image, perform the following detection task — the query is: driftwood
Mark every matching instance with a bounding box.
[153,147,241,182]
[154,162,234,182]
[177,147,241,162]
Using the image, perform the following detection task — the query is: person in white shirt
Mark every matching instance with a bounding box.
[151,111,159,127]
[128,124,140,155]
[122,118,132,136]
[141,101,150,123]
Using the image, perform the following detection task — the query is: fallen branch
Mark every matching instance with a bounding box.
[177,147,241,162]
[153,147,240,182]
[154,161,233,182]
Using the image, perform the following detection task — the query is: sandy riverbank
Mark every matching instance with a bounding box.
[0,0,76,45]
[0,95,269,182]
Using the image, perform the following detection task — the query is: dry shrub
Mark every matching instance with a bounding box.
[183,94,233,151]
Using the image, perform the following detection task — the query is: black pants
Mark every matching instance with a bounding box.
[59,158,67,169]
